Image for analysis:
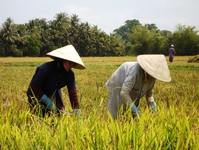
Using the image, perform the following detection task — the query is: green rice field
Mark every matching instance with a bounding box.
[0,56,198,150]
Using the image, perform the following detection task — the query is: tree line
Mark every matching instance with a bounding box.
[0,12,199,57]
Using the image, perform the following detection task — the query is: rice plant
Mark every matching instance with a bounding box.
[0,56,198,149]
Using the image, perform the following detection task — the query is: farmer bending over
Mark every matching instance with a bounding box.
[27,45,85,117]
[106,55,171,119]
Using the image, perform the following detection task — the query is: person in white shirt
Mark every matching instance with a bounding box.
[106,55,171,119]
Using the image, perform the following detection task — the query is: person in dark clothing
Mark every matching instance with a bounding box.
[169,44,176,62]
[27,45,85,117]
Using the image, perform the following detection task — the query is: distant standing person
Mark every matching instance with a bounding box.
[27,45,85,117]
[169,44,175,62]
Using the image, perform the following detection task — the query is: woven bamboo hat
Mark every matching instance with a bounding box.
[46,45,85,69]
[137,54,171,82]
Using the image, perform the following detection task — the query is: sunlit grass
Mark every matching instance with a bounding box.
[0,56,199,149]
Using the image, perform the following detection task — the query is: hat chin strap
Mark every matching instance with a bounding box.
[144,71,148,83]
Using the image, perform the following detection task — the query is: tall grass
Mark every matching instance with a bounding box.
[0,56,198,149]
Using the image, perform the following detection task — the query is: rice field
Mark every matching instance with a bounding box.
[0,56,198,150]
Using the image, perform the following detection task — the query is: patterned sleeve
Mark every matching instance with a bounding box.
[68,88,79,109]
[146,84,155,103]
[66,72,79,109]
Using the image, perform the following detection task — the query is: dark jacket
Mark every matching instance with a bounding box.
[169,47,175,58]
[27,61,79,110]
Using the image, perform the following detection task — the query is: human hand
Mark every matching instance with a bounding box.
[148,101,157,114]
[73,109,81,116]
[40,94,57,111]
[73,109,81,123]
[131,104,141,118]
[128,103,140,118]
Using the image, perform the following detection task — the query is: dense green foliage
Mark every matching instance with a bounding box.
[0,13,199,57]
[0,56,198,149]
[114,20,199,56]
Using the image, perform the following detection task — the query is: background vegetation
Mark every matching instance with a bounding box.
[0,12,199,57]
[0,56,198,149]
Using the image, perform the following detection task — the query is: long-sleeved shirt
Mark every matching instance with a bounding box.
[106,62,156,106]
[27,61,79,109]
[169,47,175,58]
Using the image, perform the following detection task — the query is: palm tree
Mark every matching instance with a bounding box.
[0,17,20,56]
[68,14,80,47]
[50,12,70,46]
[77,22,91,56]
[26,19,42,39]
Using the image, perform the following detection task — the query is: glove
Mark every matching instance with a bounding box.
[129,103,140,118]
[74,109,81,123]
[73,109,81,116]
[40,94,57,111]
[131,104,141,118]
[148,101,157,113]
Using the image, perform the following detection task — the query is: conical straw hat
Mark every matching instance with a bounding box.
[137,54,171,82]
[46,45,85,69]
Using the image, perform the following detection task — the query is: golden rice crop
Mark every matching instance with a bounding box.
[0,56,198,149]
